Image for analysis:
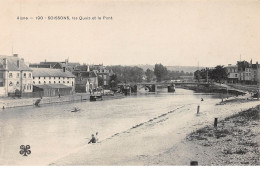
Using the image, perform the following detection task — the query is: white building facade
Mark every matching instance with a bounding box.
[32,68,76,92]
[0,55,33,97]
[225,65,239,83]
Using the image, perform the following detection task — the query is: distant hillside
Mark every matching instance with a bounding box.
[136,64,206,73]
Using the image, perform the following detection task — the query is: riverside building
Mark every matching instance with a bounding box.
[32,67,76,97]
[0,54,33,97]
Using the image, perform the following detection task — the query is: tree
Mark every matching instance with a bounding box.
[98,76,104,87]
[106,65,144,83]
[109,74,118,88]
[154,63,168,82]
[130,66,144,83]
[145,68,154,82]
[194,70,201,82]
[210,65,228,83]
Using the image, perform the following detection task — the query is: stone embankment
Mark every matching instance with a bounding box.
[0,93,89,109]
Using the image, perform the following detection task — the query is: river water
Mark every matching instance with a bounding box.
[0,88,220,165]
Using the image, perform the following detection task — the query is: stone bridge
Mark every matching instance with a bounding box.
[119,82,246,95]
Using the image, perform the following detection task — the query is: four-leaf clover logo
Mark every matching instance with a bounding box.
[20,145,31,156]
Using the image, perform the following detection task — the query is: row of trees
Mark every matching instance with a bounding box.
[106,64,193,86]
[104,64,228,89]
[106,66,145,83]
[153,64,193,82]
[194,65,228,83]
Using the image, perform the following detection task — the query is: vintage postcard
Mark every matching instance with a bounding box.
[0,0,260,166]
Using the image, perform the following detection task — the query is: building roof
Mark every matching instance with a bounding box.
[74,65,89,71]
[32,68,75,78]
[53,62,80,68]
[252,64,260,69]
[39,62,59,67]
[225,65,238,68]
[29,64,52,68]
[90,64,106,70]
[0,55,32,71]
[72,71,97,78]
[34,84,72,89]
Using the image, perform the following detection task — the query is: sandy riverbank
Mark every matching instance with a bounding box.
[52,95,260,166]
[185,105,260,165]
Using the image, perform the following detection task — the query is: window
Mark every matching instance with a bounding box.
[17,73,19,78]
[59,77,60,79]
[39,77,40,79]
[38,81,41,84]
[0,72,3,78]
[72,81,73,86]
[9,73,12,78]
[9,81,13,86]
[24,85,26,90]
[30,85,32,90]
[29,73,31,78]
[24,73,26,78]
[44,81,46,84]
[16,81,19,85]
[63,81,65,83]
[54,81,56,83]
[67,81,69,83]
[54,77,56,79]
[59,81,60,83]
[33,76,35,79]
[49,77,51,79]
[44,77,46,79]
[49,81,51,83]
[63,77,65,79]
[33,81,35,84]
[0,82,4,87]
[27,85,29,90]
[235,74,238,77]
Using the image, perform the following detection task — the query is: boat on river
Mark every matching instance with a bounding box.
[90,95,103,102]
[71,107,80,112]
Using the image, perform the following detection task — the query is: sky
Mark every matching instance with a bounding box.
[1,0,260,67]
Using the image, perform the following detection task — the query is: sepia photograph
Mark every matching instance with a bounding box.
[0,0,260,167]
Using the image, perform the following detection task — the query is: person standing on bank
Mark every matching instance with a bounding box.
[96,132,99,142]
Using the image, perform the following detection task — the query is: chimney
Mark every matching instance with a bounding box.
[63,67,66,72]
[2,58,7,69]
[17,60,20,68]
[13,54,18,57]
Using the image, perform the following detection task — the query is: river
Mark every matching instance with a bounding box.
[0,88,220,165]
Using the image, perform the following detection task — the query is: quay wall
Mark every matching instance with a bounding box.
[0,94,89,109]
